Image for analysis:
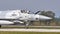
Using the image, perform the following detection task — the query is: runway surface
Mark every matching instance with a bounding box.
[0,29,60,32]
[1,25,60,32]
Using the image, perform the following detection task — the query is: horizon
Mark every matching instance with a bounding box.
[0,0,60,17]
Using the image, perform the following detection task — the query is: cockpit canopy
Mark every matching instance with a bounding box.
[21,10,30,14]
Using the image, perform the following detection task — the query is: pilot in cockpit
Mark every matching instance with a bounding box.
[21,10,30,14]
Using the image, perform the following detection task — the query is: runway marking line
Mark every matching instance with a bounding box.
[0,29,60,32]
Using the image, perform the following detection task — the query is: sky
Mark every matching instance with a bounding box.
[0,0,60,17]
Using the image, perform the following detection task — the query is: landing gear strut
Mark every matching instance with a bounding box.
[25,22,30,29]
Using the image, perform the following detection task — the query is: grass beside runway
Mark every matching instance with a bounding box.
[0,31,60,34]
[2,25,60,29]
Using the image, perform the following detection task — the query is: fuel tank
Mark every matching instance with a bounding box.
[0,20,14,25]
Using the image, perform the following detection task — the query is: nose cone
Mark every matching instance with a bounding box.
[39,15,52,20]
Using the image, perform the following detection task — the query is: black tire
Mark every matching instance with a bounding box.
[0,25,1,28]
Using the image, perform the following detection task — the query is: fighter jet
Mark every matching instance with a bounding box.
[0,10,52,28]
